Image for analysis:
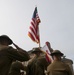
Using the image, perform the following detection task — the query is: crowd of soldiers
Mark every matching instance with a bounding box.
[0,34,73,75]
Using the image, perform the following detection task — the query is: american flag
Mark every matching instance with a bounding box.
[28,7,41,43]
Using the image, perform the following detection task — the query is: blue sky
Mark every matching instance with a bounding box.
[0,0,74,62]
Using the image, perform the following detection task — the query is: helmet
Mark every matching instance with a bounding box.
[0,35,13,45]
[50,50,64,56]
[32,47,42,53]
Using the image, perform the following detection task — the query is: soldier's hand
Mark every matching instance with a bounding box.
[13,43,21,49]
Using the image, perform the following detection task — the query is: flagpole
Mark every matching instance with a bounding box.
[39,42,41,48]
[38,25,41,48]
[36,7,41,48]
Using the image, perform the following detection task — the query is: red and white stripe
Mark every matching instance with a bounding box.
[28,9,41,43]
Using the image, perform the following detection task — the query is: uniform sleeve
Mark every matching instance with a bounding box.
[66,64,73,75]
[7,47,30,61]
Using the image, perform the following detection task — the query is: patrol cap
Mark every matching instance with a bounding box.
[0,35,13,45]
[50,50,64,56]
[32,47,42,53]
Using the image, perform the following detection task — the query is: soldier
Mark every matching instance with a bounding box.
[27,47,50,75]
[47,50,72,75]
[0,35,30,75]
[8,61,26,75]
